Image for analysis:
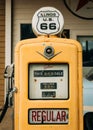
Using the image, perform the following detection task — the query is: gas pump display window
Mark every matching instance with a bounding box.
[28,64,69,99]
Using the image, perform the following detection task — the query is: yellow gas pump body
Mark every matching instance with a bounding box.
[14,36,83,130]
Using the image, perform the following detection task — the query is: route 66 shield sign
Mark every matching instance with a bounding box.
[36,11,60,34]
[32,7,64,36]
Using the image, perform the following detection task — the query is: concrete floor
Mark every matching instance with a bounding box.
[0,108,13,130]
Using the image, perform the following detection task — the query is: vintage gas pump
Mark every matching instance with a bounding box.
[0,7,83,130]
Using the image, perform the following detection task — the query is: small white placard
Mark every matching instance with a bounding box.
[28,108,69,124]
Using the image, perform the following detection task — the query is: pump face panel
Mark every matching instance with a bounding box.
[14,38,83,130]
[28,63,68,99]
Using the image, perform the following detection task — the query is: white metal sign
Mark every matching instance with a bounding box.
[32,7,64,36]
[28,109,69,124]
[28,64,69,99]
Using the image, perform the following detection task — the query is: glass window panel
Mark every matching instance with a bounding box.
[77,36,93,67]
